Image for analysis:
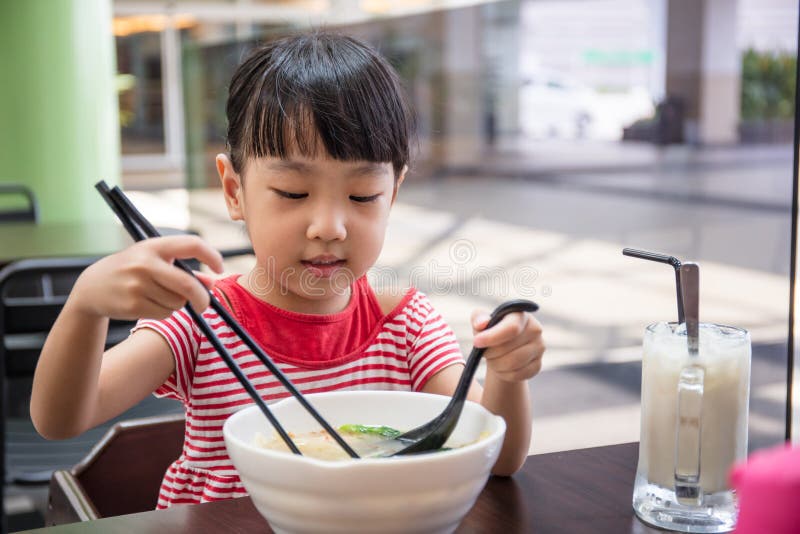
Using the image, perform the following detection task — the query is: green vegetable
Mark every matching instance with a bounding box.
[338,424,402,439]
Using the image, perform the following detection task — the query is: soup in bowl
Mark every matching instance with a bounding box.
[223,390,506,534]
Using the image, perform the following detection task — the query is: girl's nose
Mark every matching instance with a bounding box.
[306,205,347,242]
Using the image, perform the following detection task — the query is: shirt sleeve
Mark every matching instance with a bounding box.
[406,293,465,391]
[132,308,200,403]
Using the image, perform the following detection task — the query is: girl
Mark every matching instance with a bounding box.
[30,32,545,508]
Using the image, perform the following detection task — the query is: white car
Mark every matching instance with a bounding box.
[518,73,597,140]
[518,73,655,141]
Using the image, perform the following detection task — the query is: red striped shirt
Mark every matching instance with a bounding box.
[134,275,464,509]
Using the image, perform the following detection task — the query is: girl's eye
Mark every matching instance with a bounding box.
[273,189,308,200]
[350,194,381,203]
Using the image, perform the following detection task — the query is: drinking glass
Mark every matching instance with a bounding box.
[632,322,751,533]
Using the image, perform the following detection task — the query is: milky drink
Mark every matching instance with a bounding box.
[638,322,750,495]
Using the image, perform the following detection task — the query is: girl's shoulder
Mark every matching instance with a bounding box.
[374,289,409,316]
[211,274,243,310]
[366,279,430,317]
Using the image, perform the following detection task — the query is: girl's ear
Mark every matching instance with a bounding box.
[217,154,245,221]
[391,165,407,205]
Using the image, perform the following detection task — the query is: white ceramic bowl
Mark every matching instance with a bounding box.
[223,390,506,534]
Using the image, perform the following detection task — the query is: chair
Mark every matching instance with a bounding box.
[0,258,140,485]
[0,184,39,223]
[46,413,185,525]
[0,254,193,531]
[1,257,135,422]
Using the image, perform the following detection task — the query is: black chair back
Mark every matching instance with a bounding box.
[0,258,136,486]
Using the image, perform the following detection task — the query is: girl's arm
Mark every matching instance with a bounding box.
[30,235,223,439]
[422,310,543,476]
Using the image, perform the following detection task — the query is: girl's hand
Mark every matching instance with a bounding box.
[471,309,545,383]
[71,235,225,320]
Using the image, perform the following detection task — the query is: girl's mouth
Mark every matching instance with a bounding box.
[301,259,346,278]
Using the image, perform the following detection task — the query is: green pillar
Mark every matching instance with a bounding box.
[0,0,119,224]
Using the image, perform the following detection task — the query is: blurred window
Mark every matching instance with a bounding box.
[116,31,166,155]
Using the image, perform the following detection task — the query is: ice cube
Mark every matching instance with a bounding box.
[650,322,675,337]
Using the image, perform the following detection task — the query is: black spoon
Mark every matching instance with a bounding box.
[385,299,539,456]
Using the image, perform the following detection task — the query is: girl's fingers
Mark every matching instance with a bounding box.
[114,277,181,319]
[493,353,543,382]
[148,261,211,311]
[474,312,538,349]
[487,342,542,373]
[138,297,181,320]
[150,235,225,274]
[194,271,217,290]
[471,309,491,334]
[482,329,539,361]
[476,311,545,381]
[74,237,222,319]
[147,276,198,310]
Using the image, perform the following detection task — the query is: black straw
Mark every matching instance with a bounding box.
[622,248,685,324]
[96,181,361,459]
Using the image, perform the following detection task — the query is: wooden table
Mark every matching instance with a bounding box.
[0,221,132,267]
[22,443,663,534]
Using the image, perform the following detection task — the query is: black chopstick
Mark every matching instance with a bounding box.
[96,181,360,458]
[95,183,301,456]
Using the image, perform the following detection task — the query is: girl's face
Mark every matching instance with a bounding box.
[217,152,404,314]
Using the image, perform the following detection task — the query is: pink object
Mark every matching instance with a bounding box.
[730,443,800,534]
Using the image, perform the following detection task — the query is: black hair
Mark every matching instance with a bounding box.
[226,31,413,178]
